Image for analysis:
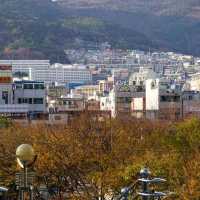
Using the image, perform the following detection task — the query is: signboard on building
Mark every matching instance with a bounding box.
[0,65,12,83]
[0,65,12,70]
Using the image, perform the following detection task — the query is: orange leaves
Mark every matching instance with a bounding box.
[0,115,199,199]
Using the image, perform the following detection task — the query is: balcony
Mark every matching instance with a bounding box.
[0,104,29,113]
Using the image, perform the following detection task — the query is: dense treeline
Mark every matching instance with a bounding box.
[0,115,199,199]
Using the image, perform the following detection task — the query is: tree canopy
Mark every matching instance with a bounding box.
[0,115,199,199]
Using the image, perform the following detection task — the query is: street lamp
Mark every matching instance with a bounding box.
[16,144,36,200]
[138,167,167,200]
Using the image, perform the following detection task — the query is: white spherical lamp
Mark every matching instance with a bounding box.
[16,144,35,166]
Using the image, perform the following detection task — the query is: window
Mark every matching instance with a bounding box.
[23,98,28,103]
[151,81,156,88]
[28,98,33,104]
[18,98,22,104]
[16,84,22,89]
[34,84,45,89]
[24,84,33,89]
[117,97,131,103]
[2,91,8,104]
[33,98,43,104]
[160,95,180,102]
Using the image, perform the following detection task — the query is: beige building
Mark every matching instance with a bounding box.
[73,85,99,99]
[190,73,200,91]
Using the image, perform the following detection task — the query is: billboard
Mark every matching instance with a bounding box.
[0,77,12,83]
[0,65,12,71]
[0,65,12,83]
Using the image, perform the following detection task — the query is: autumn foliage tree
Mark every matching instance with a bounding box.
[0,115,199,199]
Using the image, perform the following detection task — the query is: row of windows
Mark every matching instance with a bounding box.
[18,98,44,104]
[117,97,132,103]
[16,84,45,90]
[160,96,180,102]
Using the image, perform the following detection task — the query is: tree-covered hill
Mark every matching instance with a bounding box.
[58,0,200,56]
[0,0,200,62]
[0,0,156,63]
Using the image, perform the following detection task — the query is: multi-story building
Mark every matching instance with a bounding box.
[100,90,115,117]
[0,65,13,105]
[100,85,144,117]
[35,64,92,84]
[13,81,46,115]
[0,60,92,84]
[0,60,50,80]
[112,69,129,84]
[0,65,30,117]
[48,94,85,122]
[146,78,182,120]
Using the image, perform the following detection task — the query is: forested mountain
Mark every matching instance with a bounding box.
[0,0,200,62]
[59,0,200,17]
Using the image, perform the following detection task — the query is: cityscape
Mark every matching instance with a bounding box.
[0,0,200,199]
[0,48,199,199]
[0,49,200,121]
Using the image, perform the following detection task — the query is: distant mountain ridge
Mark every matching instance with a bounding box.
[0,0,200,62]
[57,0,200,56]
[58,0,200,17]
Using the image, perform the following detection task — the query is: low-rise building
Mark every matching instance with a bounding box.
[100,84,144,117]
[72,85,99,99]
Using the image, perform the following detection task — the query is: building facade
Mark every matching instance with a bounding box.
[0,60,92,84]
[146,78,182,120]
[14,81,46,114]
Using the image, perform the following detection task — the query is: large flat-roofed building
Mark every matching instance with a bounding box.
[0,60,50,80]
[0,60,92,84]
[39,64,92,84]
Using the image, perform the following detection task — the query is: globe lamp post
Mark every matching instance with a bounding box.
[16,144,35,200]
